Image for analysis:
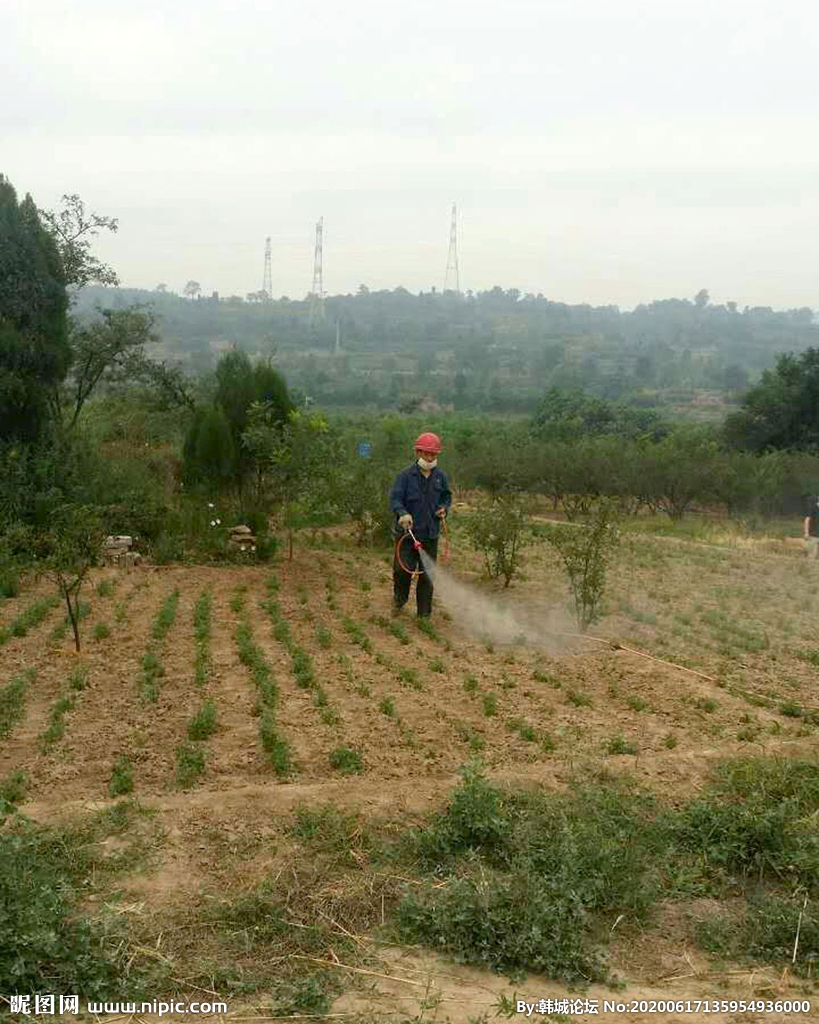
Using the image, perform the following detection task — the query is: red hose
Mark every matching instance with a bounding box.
[394,518,451,575]
[395,532,424,575]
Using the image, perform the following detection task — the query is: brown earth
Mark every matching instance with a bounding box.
[2,529,819,1022]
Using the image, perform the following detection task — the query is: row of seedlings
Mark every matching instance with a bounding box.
[0,595,59,645]
[176,589,216,789]
[138,589,180,703]
[233,587,292,777]
[0,669,36,741]
[345,604,477,758]
[335,612,426,752]
[109,588,181,796]
[264,575,339,726]
[39,663,92,753]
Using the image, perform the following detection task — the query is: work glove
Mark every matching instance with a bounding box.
[398,514,413,530]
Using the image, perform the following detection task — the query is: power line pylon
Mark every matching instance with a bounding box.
[261,236,272,302]
[309,217,325,326]
[443,203,460,294]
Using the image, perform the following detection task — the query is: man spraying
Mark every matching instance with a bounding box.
[390,432,452,618]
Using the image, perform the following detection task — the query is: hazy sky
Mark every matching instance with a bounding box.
[4,0,818,309]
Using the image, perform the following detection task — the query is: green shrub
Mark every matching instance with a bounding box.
[603,734,638,756]
[0,829,124,996]
[695,895,819,977]
[93,621,110,641]
[260,710,292,777]
[0,769,28,814]
[152,589,179,641]
[187,701,218,741]
[328,746,364,776]
[0,669,34,738]
[464,494,532,588]
[108,755,134,797]
[541,499,620,630]
[40,694,76,750]
[396,868,605,984]
[175,743,206,789]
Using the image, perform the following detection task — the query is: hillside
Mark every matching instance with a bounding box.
[74,285,819,414]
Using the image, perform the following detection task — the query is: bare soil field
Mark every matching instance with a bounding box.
[2,525,819,1022]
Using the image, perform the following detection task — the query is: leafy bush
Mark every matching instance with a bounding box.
[328,745,364,775]
[695,895,819,976]
[0,826,126,997]
[109,755,134,797]
[541,499,620,630]
[175,742,206,789]
[187,700,218,741]
[465,493,532,587]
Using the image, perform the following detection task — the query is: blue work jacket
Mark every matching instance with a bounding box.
[390,463,452,540]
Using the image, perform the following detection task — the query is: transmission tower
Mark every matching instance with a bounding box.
[309,217,325,325]
[443,203,460,294]
[261,236,272,302]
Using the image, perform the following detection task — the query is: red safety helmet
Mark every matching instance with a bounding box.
[414,431,442,454]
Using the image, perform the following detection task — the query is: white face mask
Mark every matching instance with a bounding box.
[418,457,437,471]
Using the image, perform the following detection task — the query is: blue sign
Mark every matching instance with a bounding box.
[358,441,373,459]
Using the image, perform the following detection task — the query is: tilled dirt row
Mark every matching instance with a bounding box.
[1,550,813,808]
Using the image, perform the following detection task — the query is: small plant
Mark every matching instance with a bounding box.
[379,696,396,718]
[0,769,28,812]
[416,618,441,641]
[430,657,446,674]
[260,710,293,777]
[663,732,677,749]
[95,579,114,598]
[465,493,533,587]
[398,666,423,690]
[542,499,621,630]
[329,745,364,775]
[695,697,719,713]
[40,694,76,750]
[188,700,218,740]
[626,695,647,712]
[533,669,560,687]
[68,664,90,691]
[603,733,638,756]
[109,754,134,796]
[316,625,331,649]
[507,717,537,742]
[194,589,212,686]
[540,731,557,753]
[152,590,180,641]
[463,674,479,693]
[92,621,110,641]
[482,692,498,717]
[42,504,107,652]
[0,669,34,739]
[566,688,591,708]
[175,742,206,789]
[139,650,164,703]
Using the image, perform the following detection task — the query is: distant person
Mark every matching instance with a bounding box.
[390,432,452,618]
[805,496,819,560]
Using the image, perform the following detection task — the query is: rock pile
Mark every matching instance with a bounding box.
[228,525,256,552]
[102,535,143,568]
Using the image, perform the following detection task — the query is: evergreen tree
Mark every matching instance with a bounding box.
[0,175,69,440]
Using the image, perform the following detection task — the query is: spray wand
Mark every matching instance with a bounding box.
[394,519,451,575]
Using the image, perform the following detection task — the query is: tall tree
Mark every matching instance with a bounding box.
[38,194,119,293]
[0,175,69,441]
[724,348,819,451]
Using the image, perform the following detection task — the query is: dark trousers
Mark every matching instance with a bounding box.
[393,537,439,617]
